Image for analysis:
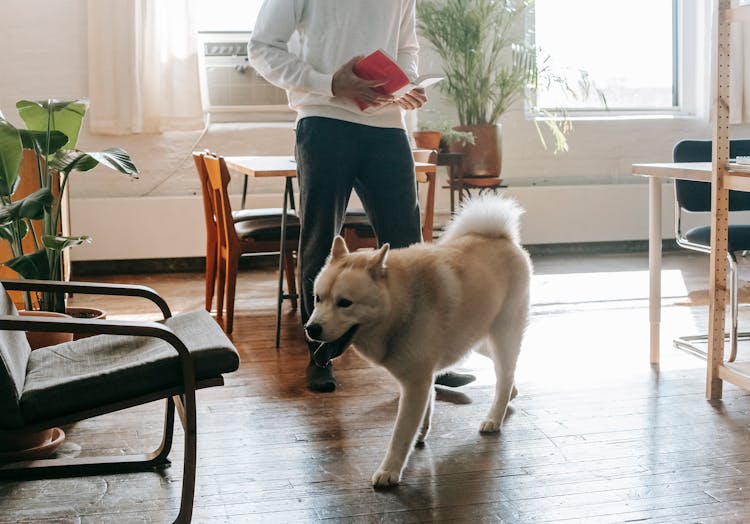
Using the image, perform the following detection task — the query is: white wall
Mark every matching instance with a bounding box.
[0,0,737,260]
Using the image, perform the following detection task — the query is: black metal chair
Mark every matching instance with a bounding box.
[672,139,750,362]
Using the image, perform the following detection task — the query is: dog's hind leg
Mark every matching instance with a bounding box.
[480,297,528,434]
[416,386,435,446]
[372,377,433,487]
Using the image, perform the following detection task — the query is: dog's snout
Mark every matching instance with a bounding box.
[306,323,323,340]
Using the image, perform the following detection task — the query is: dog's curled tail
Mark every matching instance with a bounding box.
[439,194,524,244]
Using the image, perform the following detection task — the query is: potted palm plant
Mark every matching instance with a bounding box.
[0,99,138,313]
[417,0,573,178]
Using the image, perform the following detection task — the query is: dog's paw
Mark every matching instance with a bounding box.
[372,469,401,487]
[479,419,502,433]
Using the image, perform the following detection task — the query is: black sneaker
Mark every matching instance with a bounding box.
[306,361,337,392]
[435,371,476,388]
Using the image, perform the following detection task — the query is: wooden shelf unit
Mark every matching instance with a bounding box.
[706,0,743,399]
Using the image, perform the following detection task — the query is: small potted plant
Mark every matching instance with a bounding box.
[413,124,443,150]
[0,99,139,313]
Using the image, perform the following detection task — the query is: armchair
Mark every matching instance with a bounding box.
[0,279,240,524]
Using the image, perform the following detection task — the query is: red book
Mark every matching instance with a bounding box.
[352,49,443,112]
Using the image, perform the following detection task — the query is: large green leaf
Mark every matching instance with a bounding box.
[19,129,69,156]
[16,99,88,150]
[42,235,92,251]
[50,148,139,178]
[87,148,139,177]
[0,221,26,244]
[49,150,100,175]
[4,249,50,280]
[0,188,53,224]
[18,188,54,220]
[0,118,22,197]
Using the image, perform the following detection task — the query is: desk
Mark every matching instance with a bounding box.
[224,155,437,347]
[633,161,750,398]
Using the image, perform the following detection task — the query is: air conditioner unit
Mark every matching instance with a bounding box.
[197,32,293,122]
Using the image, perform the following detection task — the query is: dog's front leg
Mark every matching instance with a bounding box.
[372,379,432,487]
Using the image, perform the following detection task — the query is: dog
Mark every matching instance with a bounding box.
[305,195,532,487]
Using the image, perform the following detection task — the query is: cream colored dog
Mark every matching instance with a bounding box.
[305,195,532,487]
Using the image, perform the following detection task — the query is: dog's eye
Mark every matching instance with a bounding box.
[337,298,353,308]
[314,295,321,303]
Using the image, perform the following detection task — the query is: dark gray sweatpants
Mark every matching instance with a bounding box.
[294,116,422,337]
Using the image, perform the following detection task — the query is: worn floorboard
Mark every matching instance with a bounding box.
[2,251,750,522]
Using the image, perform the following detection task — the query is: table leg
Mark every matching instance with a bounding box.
[648,177,662,365]
[275,177,293,349]
[449,164,456,216]
[422,171,436,242]
[241,175,249,209]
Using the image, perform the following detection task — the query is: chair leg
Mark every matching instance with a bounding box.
[173,392,197,524]
[216,255,227,327]
[284,248,297,310]
[225,255,240,334]
[0,397,175,479]
[730,255,739,362]
[673,252,747,362]
[205,239,217,312]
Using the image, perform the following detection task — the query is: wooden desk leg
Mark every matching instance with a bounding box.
[648,177,662,365]
[275,177,293,349]
[449,165,456,216]
[422,171,436,242]
[241,174,249,209]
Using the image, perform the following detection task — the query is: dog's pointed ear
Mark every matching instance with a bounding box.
[367,243,389,278]
[331,235,349,261]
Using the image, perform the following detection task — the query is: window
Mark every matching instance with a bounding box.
[533,0,677,114]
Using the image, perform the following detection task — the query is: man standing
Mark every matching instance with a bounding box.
[249,0,474,392]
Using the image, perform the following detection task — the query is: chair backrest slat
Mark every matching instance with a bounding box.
[193,152,218,247]
[0,283,33,429]
[674,139,750,212]
[203,154,239,253]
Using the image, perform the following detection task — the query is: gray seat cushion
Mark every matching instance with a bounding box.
[20,310,239,426]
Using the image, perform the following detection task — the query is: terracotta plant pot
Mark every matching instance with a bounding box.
[413,130,442,150]
[450,123,502,177]
[66,306,107,340]
[18,310,74,349]
[3,311,71,462]
[0,427,66,463]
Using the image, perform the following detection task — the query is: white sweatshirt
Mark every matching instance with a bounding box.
[248,0,419,129]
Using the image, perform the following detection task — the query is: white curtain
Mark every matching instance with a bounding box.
[87,0,205,134]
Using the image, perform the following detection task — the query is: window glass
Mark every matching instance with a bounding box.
[534,0,676,112]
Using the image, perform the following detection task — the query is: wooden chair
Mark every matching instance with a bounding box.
[0,278,240,524]
[200,153,299,334]
[194,152,298,315]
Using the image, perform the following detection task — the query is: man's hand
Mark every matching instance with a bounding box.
[395,87,427,110]
[332,56,393,107]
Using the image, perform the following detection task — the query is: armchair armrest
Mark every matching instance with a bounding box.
[0,279,172,319]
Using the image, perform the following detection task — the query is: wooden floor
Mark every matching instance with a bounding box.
[4,251,750,523]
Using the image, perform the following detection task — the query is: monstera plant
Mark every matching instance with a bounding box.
[0,99,138,312]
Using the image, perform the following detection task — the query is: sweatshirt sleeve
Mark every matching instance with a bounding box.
[248,0,333,96]
[396,0,420,82]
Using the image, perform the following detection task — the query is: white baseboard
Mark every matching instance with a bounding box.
[69,184,676,261]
